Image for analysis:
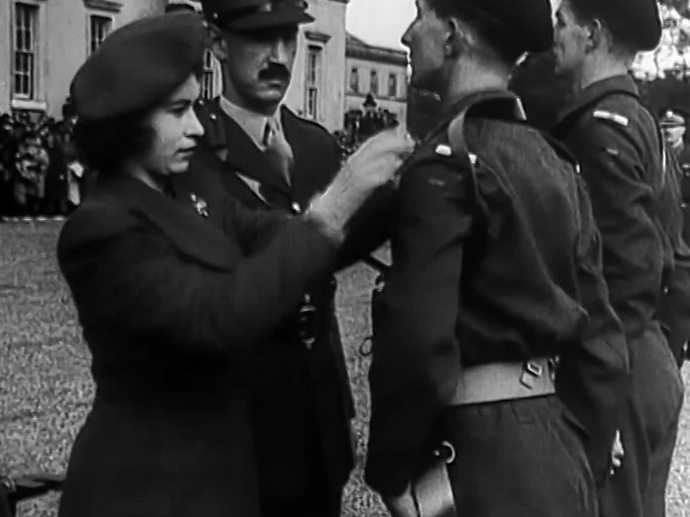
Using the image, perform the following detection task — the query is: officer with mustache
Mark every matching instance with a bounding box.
[185,1,369,516]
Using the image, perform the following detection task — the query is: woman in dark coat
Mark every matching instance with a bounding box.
[56,13,410,517]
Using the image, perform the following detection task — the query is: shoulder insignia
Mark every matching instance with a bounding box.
[435,144,452,157]
[593,110,629,127]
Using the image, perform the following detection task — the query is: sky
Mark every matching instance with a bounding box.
[345,0,415,50]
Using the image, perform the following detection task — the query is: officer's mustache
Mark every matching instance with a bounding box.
[259,64,291,82]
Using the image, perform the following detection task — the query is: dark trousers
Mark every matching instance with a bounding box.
[599,327,684,517]
[440,396,598,517]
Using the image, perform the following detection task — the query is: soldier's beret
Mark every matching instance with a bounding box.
[200,0,314,31]
[570,0,661,52]
[70,13,207,123]
[451,0,555,54]
[660,110,686,128]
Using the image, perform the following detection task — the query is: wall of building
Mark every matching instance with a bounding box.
[1,0,348,131]
[2,0,166,118]
[284,0,348,131]
[0,1,11,114]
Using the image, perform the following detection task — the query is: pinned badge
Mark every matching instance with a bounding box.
[435,144,452,157]
[190,193,209,218]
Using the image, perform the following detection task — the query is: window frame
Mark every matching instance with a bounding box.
[370,69,379,96]
[12,2,39,102]
[304,44,323,121]
[388,72,397,98]
[350,67,359,94]
[88,13,113,54]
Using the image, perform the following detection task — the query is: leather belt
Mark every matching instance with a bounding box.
[449,358,555,406]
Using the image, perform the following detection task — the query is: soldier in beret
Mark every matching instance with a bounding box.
[365,0,628,515]
[55,13,410,517]
[186,1,373,515]
[550,1,685,516]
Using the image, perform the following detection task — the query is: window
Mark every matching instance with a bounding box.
[350,67,359,93]
[305,45,322,120]
[388,73,397,98]
[201,50,216,100]
[13,3,38,100]
[89,15,112,54]
[370,70,378,96]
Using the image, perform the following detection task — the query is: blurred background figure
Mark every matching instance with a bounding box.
[0,113,81,220]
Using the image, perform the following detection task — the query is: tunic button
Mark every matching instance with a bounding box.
[664,286,670,295]
[291,202,302,214]
[682,203,687,209]
[210,113,217,121]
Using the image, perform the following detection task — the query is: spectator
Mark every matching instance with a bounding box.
[0,111,78,219]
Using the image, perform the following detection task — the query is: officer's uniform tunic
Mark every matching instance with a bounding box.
[552,74,685,517]
[366,91,606,516]
[182,98,355,516]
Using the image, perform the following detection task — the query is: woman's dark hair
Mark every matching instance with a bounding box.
[73,110,155,175]
[72,67,204,175]
[427,0,526,66]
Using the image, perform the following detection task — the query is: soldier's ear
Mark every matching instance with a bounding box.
[445,17,474,59]
[207,24,229,62]
[584,18,607,54]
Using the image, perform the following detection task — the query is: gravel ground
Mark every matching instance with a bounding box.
[1,221,688,517]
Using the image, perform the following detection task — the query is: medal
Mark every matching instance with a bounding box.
[190,193,209,218]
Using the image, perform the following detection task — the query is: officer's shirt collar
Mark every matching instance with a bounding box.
[218,96,282,150]
[555,73,639,127]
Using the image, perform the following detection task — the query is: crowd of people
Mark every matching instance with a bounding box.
[334,96,401,155]
[0,102,386,219]
[0,113,87,219]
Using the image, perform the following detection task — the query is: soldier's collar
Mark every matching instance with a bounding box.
[554,73,638,128]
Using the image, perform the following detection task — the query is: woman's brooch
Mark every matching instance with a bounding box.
[190,193,209,218]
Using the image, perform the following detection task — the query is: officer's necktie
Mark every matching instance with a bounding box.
[262,116,294,186]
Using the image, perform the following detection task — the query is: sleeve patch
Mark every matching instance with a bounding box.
[593,110,629,127]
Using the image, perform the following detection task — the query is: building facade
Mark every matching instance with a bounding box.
[0,0,348,131]
[345,33,408,132]
[0,0,168,117]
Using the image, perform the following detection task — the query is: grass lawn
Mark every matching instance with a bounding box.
[1,221,688,516]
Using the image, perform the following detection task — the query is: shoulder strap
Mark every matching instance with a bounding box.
[444,93,529,223]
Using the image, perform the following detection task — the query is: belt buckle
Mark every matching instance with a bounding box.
[520,361,543,389]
